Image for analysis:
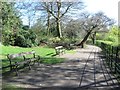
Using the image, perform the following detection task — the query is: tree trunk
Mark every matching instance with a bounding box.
[57,1,62,38]
[92,38,94,45]
[47,12,50,36]
[43,1,73,38]
[77,25,98,48]
[77,30,92,48]
[92,32,96,44]
[56,18,62,38]
[46,3,51,36]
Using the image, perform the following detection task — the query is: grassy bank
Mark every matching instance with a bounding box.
[1,45,76,74]
[1,45,76,67]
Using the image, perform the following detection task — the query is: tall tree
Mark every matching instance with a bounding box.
[0,2,2,42]
[43,2,51,36]
[1,2,22,45]
[17,2,52,35]
[77,12,114,48]
[42,1,83,38]
[15,1,84,38]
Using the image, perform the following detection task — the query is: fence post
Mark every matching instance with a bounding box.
[109,45,112,70]
[115,47,118,73]
[109,45,110,68]
[105,44,107,58]
[111,46,114,71]
[109,45,111,68]
[107,45,109,66]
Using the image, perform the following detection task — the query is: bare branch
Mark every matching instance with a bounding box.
[60,3,73,18]
[42,2,57,19]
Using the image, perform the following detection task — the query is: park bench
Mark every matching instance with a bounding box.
[7,50,40,76]
[55,46,65,55]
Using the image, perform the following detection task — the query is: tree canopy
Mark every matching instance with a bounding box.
[1,2,117,48]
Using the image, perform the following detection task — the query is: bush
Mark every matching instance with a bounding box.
[14,30,38,47]
[96,33,106,40]
[105,35,118,42]
[25,39,33,47]
[47,37,76,49]
[95,40,113,47]
[49,37,61,43]
[103,26,119,46]
[14,35,26,47]
[2,33,15,46]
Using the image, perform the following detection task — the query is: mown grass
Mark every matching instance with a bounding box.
[1,45,62,66]
[0,45,75,69]
[1,45,55,57]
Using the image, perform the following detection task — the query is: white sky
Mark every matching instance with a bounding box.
[84,0,119,24]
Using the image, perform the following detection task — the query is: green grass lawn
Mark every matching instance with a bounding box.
[1,45,60,66]
[0,45,65,73]
[0,45,75,71]
[1,45,55,57]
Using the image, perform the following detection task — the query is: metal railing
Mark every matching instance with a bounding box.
[100,42,120,75]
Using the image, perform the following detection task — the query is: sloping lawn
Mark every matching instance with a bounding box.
[0,45,65,69]
[1,45,55,57]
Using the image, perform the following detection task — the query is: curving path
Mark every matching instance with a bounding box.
[3,45,120,89]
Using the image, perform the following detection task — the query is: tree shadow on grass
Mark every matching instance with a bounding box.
[45,53,55,56]
[45,53,57,57]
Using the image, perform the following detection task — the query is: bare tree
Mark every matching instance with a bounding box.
[41,1,83,38]
[77,12,115,48]
[15,1,84,38]
[63,19,82,39]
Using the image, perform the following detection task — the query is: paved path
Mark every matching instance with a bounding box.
[3,45,120,89]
